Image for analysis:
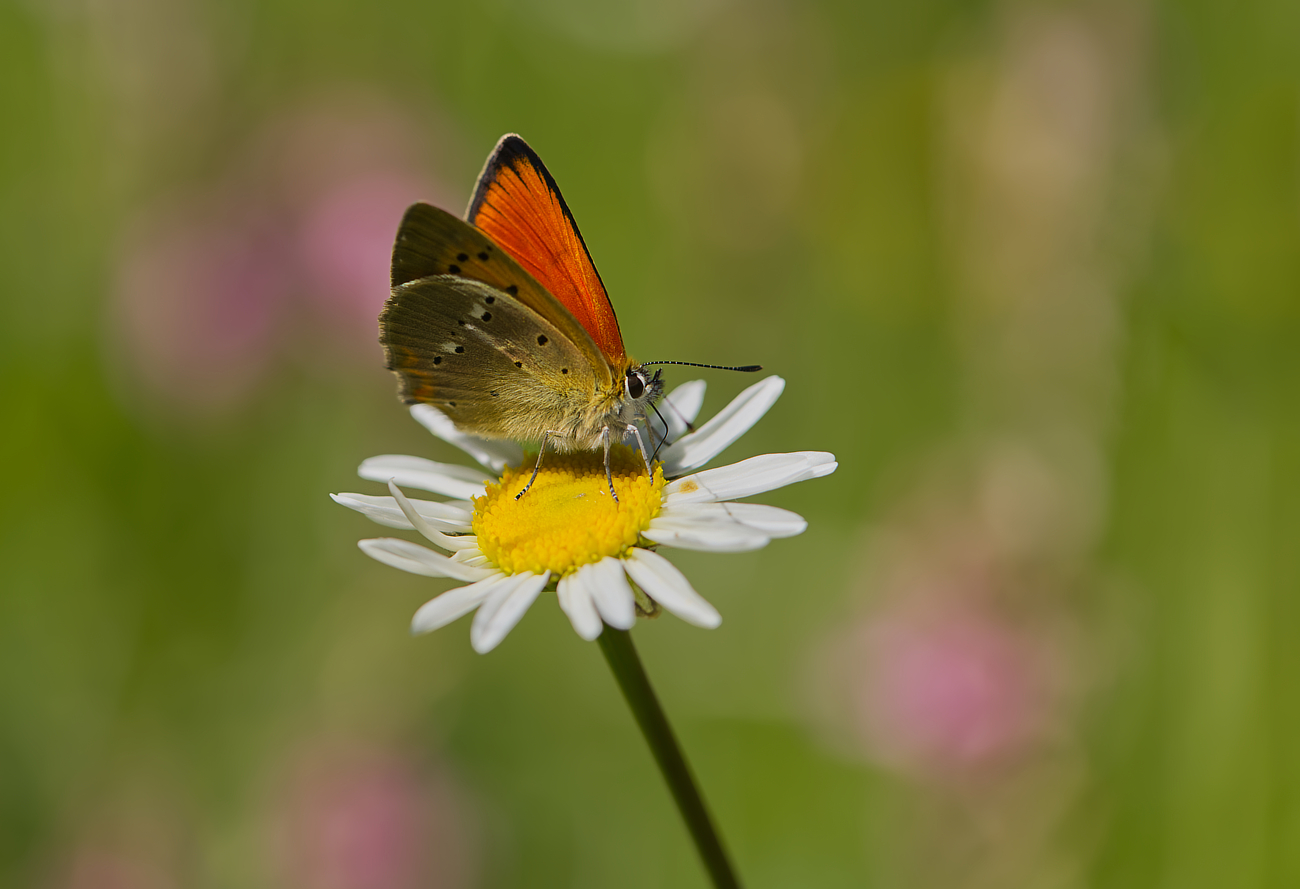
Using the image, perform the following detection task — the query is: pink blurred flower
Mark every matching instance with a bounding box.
[258,93,455,345]
[296,170,432,332]
[113,197,292,410]
[852,603,1055,779]
[111,91,458,412]
[271,742,475,889]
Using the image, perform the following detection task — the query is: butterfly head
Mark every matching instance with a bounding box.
[623,365,663,406]
[594,363,662,443]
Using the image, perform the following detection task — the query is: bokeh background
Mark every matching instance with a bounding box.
[2,0,1298,886]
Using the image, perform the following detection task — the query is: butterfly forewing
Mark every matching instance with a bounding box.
[390,202,613,386]
[381,275,602,443]
[467,135,628,367]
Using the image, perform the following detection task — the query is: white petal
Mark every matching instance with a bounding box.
[358,455,491,500]
[410,404,524,473]
[411,574,506,634]
[801,451,839,477]
[576,557,636,630]
[358,538,495,582]
[666,379,707,424]
[663,502,807,537]
[453,550,493,568]
[469,577,517,650]
[664,451,837,505]
[557,573,602,641]
[470,571,550,653]
[332,493,473,532]
[649,379,707,445]
[660,376,785,475]
[386,481,479,551]
[623,549,721,629]
[643,516,770,552]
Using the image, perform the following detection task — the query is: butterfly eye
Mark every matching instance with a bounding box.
[625,370,646,400]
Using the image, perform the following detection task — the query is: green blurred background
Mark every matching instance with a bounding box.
[2,0,1298,886]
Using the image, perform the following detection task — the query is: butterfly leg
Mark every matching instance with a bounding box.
[626,423,654,478]
[601,426,620,504]
[515,430,556,501]
[646,401,671,459]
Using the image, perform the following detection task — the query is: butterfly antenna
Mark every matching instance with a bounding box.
[641,361,763,373]
[642,361,760,437]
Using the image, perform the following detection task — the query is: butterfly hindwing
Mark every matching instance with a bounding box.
[467,134,628,367]
[390,202,614,387]
[381,275,603,443]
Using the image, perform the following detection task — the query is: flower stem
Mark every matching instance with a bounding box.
[597,628,742,889]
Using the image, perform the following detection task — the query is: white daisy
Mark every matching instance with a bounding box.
[333,376,837,653]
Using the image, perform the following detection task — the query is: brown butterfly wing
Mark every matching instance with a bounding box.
[389,202,614,387]
[380,275,603,444]
[466,134,628,367]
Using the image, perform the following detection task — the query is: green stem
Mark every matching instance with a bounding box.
[597,628,742,889]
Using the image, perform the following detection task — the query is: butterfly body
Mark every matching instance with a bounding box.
[380,136,663,455]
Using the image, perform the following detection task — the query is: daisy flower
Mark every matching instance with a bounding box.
[333,376,836,653]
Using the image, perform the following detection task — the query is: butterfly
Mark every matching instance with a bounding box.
[379,134,756,499]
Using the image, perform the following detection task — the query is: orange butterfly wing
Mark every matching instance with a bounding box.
[466,135,628,368]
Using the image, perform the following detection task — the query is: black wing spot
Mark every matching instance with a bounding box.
[514,361,523,368]
[433,356,442,365]
[455,346,465,354]
[481,312,492,321]
[537,335,548,346]
[561,368,569,374]
[457,253,469,262]
[505,284,518,296]
[491,390,499,397]
[477,251,489,261]
[448,264,461,274]
[485,295,495,304]
[448,401,456,407]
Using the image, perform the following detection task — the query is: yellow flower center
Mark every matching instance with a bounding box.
[472,445,666,577]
